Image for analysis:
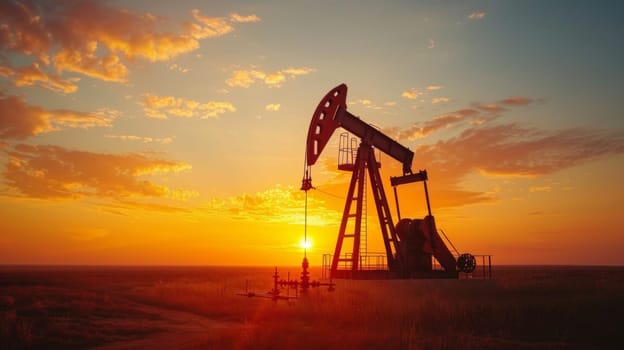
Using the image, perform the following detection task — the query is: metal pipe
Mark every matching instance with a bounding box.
[423,180,432,217]
[393,186,401,220]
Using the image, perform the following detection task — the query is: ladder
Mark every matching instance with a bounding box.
[360,171,367,263]
[331,143,401,275]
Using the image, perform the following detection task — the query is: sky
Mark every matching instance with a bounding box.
[0,0,623,266]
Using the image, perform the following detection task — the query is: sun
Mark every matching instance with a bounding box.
[299,238,312,250]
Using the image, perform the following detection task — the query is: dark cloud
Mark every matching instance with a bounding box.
[0,1,51,62]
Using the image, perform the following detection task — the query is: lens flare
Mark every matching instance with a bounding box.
[299,238,312,250]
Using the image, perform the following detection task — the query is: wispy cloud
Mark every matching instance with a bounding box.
[401,88,423,100]
[229,13,261,23]
[187,9,234,39]
[202,185,339,226]
[105,134,173,145]
[468,11,487,20]
[388,97,534,141]
[0,63,79,94]
[428,38,436,49]
[402,85,444,101]
[141,94,235,119]
[432,97,451,104]
[54,45,129,83]
[168,63,190,73]
[348,98,394,111]
[265,103,281,111]
[529,186,552,193]
[500,97,534,106]
[0,94,117,140]
[380,96,623,208]
[474,103,506,113]
[386,108,480,141]
[225,67,315,88]
[349,99,372,106]
[386,124,623,208]
[4,144,191,199]
[416,125,624,179]
[97,199,192,215]
[0,1,260,86]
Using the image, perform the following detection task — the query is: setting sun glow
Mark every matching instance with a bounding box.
[0,1,622,266]
[300,239,312,251]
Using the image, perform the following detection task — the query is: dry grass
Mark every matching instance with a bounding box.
[0,284,163,349]
[1,265,623,349]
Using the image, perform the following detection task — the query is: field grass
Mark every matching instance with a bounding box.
[1,265,622,349]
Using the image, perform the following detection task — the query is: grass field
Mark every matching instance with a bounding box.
[1,265,622,349]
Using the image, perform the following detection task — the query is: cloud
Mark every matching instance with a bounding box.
[168,63,190,73]
[68,228,110,241]
[386,108,480,141]
[388,96,535,141]
[280,67,314,76]
[105,134,173,145]
[500,97,534,106]
[0,63,79,94]
[349,99,372,106]
[432,97,451,104]
[468,11,487,20]
[225,70,263,88]
[0,0,51,63]
[141,94,235,119]
[428,38,436,49]
[4,144,191,199]
[202,185,340,226]
[97,199,192,214]
[0,1,259,85]
[265,103,281,111]
[0,94,117,140]
[383,124,623,208]
[529,186,552,193]
[54,45,129,83]
[474,103,506,113]
[225,67,315,88]
[229,13,261,23]
[401,88,422,100]
[329,95,623,209]
[416,124,624,179]
[403,85,443,101]
[187,9,234,39]
[348,98,394,111]
[426,188,497,208]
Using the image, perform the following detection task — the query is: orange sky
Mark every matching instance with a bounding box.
[1,1,623,266]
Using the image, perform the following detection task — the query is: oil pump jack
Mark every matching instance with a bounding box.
[302,84,479,279]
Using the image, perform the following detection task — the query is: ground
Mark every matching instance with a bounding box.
[1,265,623,349]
